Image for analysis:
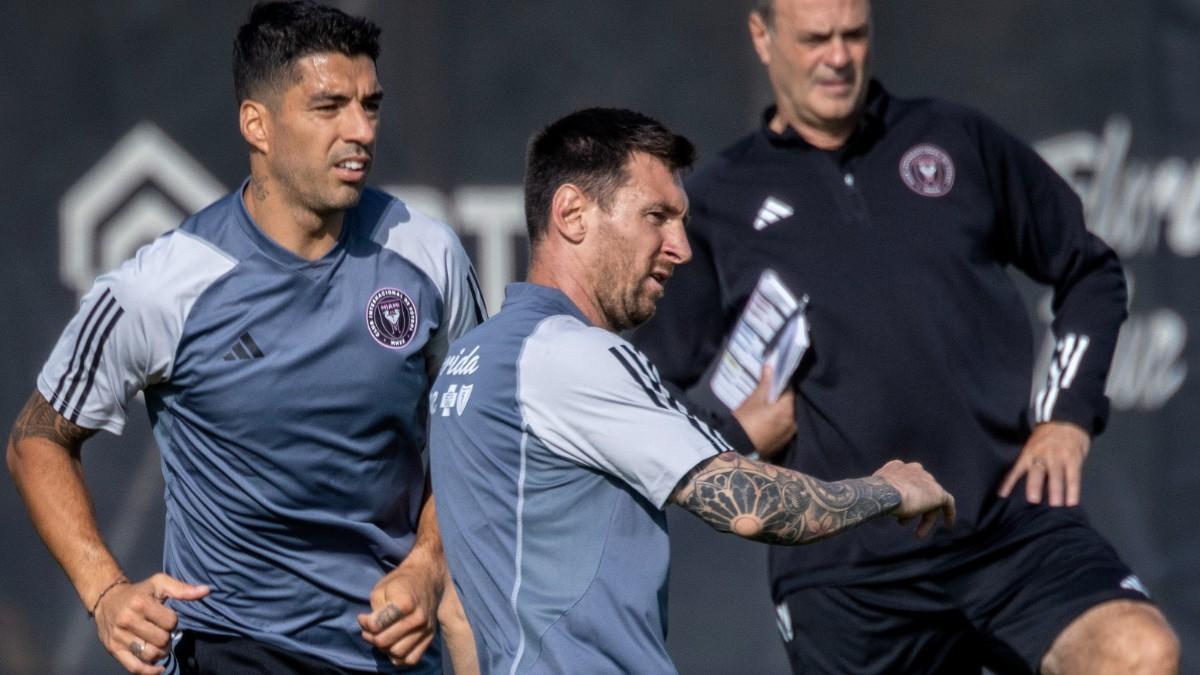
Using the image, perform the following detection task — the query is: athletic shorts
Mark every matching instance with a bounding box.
[164,631,388,675]
[775,516,1154,674]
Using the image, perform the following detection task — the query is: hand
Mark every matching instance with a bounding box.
[358,559,442,668]
[998,421,1091,507]
[732,365,797,460]
[94,573,209,674]
[873,460,957,538]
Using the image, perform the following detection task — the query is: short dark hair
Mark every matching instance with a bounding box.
[233,1,381,103]
[524,108,696,243]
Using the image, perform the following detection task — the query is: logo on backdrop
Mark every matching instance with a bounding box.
[58,122,224,295]
[1034,116,1191,412]
[59,120,1191,413]
[899,143,955,197]
[366,288,418,349]
[59,125,529,309]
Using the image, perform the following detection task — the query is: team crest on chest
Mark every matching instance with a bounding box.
[899,143,955,197]
[366,288,418,349]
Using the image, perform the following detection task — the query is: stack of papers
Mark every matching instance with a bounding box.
[710,269,809,409]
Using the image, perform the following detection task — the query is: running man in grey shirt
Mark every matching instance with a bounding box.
[429,108,956,674]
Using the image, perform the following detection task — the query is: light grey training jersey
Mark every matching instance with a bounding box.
[430,283,729,674]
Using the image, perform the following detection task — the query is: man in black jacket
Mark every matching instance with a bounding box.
[632,0,1179,672]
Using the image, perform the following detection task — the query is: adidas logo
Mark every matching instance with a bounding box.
[753,196,794,231]
[223,332,264,361]
[1119,574,1150,598]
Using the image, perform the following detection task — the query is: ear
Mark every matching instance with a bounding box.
[239,99,271,155]
[549,183,590,245]
[749,11,772,66]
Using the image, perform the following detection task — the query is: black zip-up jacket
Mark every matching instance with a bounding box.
[631,82,1127,597]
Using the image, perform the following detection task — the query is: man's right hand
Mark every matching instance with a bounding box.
[872,460,957,538]
[732,365,797,459]
[93,573,209,674]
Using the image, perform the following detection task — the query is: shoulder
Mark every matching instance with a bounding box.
[886,91,1009,141]
[174,189,258,258]
[527,313,617,353]
[359,187,473,304]
[104,228,236,316]
[520,318,646,394]
[523,317,622,371]
[361,187,466,258]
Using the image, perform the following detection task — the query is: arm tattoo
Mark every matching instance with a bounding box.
[8,392,96,452]
[672,452,901,545]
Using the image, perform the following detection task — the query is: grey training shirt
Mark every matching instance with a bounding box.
[430,283,728,674]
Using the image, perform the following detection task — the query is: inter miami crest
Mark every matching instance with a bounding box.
[366,288,418,349]
[899,143,955,197]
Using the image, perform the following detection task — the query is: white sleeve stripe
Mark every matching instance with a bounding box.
[50,292,125,422]
[1035,333,1090,422]
[1061,335,1090,389]
[609,345,668,410]
[507,424,531,675]
[51,288,113,398]
[67,307,126,424]
[1039,380,1061,424]
[1033,388,1048,423]
[1036,338,1067,423]
[609,345,732,453]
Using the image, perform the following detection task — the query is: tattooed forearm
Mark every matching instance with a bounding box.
[671,452,901,545]
[8,392,96,452]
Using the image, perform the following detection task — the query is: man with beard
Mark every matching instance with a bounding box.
[631,0,1179,672]
[7,2,483,672]
[427,107,956,674]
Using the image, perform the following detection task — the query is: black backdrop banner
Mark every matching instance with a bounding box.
[1,2,1196,673]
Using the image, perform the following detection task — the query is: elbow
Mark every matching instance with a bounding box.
[6,430,71,489]
[437,580,480,673]
[6,391,87,489]
[438,601,470,636]
[5,433,40,500]
[437,584,470,632]
[7,433,36,491]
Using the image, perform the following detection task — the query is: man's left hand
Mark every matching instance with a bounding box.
[998,421,1091,507]
[357,557,443,668]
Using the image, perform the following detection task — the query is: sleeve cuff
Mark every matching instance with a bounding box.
[1035,390,1109,436]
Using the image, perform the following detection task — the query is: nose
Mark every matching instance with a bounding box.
[343,101,377,147]
[663,220,692,265]
[827,36,850,69]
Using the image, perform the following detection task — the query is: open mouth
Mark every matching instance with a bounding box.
[648,269,671,289]
[333,157,370,182]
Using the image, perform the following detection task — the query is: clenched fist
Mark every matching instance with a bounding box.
[873,460,957,538]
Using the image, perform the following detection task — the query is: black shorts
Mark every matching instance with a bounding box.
[164,631,392,675]
[776,516,1154,674]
